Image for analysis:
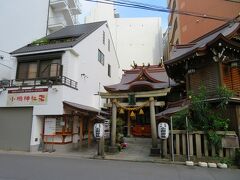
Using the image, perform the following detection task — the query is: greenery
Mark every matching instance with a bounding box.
[31,38,49,45]
[173,85,233,150]
[191,86,232,148]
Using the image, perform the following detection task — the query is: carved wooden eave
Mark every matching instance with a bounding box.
[164,22,240,81]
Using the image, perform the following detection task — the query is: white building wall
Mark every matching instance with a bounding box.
[0,0,49,81]
[62,23,120,109]
[115,18,162,69]
[30,115,43,151]
[0,0,49,53]
[85,3,163,70]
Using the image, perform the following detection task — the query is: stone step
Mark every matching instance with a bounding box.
[124,137,152,144]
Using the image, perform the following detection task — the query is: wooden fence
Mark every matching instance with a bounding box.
[162,130,239,159]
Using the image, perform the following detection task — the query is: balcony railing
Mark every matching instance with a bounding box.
[0,76,78,90]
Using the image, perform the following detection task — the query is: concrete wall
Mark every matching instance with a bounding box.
[0,0,49,80]
[115,18,162,69]
[85,3,163,70]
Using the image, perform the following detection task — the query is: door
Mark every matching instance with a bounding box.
[0,107,33,151]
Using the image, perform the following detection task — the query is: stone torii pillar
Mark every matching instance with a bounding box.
[109,99,118,153]
[149,97,160,155]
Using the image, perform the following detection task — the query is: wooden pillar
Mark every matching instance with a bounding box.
[204,135,209,157]
[88,119,92,147]
[175,134,180,155]
[149,97,158,148]
[189,134,193,156]
[182,134,186,155]
[195,134,202,157]
[111,99,117,147]
[127,110,131,137]
[163,140,167,157]
[79,118,83,146]
[218,62,224,86]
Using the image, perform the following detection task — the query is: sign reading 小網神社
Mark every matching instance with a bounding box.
[7,88,48,106]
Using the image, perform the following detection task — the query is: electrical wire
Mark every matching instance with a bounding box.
[85,0,239,22]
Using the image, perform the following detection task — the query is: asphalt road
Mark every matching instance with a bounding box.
[0,153,240,180]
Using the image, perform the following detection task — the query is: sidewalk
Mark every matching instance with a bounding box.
[0,138,176,164]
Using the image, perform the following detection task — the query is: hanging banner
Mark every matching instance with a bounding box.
[7,88,48,106]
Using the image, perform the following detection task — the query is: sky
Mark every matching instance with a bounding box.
[79,0,168,31]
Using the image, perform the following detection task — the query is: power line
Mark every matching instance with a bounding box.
[0,49,10,54]
[85,0,238,22]
[0,62,12,69]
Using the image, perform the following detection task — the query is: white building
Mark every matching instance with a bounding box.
[0,0,81,81]
[0,21,120,152]
[85,3,163,70]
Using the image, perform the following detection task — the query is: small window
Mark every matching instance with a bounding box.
[103,31,105,45]
[98,49,104,65]
[108,39,110,51]
[108,64,111,77]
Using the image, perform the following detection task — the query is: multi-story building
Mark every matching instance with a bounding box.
[0,21,120,152]
[167,0,240,57]
[0,0,81,81]
[85,3,163,70]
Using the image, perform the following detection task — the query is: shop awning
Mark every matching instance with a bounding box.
[63,101,109,115]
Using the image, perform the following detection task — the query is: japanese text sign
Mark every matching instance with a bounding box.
[7,88,48,106]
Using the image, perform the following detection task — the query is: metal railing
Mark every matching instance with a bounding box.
[0,76,78,90]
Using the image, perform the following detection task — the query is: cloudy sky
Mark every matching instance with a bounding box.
[79,0,168,31]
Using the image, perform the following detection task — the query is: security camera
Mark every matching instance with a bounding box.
[0,55,4,60]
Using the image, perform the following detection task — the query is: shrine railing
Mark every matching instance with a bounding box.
[162,130,239,160]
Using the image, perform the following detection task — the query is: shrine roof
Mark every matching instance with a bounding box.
[104,65,176,92]
[165,21,240,65]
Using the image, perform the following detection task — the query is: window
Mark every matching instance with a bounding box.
[17,62,37,79]
[98,49,105,65]
[39,59,61,77]
[103,31,105,45]
[55,116,73,134]
[108,64,111,77]
[17,59,61,79]
[108,39,110,51]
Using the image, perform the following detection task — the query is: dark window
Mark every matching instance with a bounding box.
[17,59,61,79]
[108,64,111,77]
[108,39,110,51]
[98,49,104,65]
[103,31,105,45]
[17,62,37,79]
[39,59,61,77]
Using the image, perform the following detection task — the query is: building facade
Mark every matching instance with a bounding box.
[167,0,240,57]
[0,21,120,152]
[0,0,81,81]
[85,3,163,70]
[164,21,240,136]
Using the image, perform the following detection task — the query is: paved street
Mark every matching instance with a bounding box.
[0,153,239,180]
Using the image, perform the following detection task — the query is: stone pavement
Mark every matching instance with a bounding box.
[0,137,181,165]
